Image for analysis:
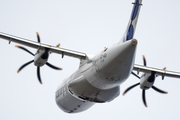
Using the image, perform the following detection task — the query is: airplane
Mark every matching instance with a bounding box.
[0,0,180,113]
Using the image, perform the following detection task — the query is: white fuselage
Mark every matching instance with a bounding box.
[55,39,137,113]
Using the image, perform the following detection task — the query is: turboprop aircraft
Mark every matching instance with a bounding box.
[0,0,180,113]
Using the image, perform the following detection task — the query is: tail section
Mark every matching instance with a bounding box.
[120,0,142,43]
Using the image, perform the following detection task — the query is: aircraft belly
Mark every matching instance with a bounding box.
[55,39,136,113]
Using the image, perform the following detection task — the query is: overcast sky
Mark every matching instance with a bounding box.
[0,0,180,120]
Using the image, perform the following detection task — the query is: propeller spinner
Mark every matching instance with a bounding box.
[123,55,167,107]
[16,32,62,84]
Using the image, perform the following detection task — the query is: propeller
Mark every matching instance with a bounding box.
[123,55,168,107]
[16,32,62,84]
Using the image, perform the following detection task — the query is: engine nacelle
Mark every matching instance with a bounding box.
[34,48,50,67]
[140,72,156,90]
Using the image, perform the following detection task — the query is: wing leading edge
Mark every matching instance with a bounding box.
[133,64,180,78]
[0,32,86,59]
[1,32,180,79]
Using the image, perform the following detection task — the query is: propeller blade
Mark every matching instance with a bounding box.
[56,43,60,47]
[152,86,168,94]
[162,67,166,80]
[15,46,34,56]
[131,72,140,79]
[36,32,41,43]
[17,60,34,73]
[123,82,140,95]
[163,67,166,70]
[142,55,147,66]
[37,67,42,84]
[46,62,62,70]
[142,90,147,107]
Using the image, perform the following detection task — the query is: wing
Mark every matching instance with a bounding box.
[133,64,180,78]
[0,32,86,59]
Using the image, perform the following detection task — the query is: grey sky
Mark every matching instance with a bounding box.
[0,0,180,120]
